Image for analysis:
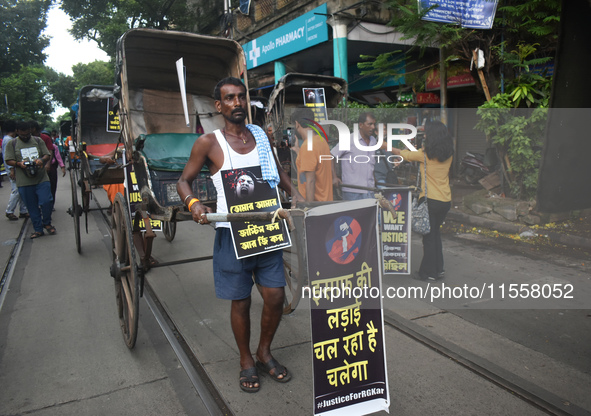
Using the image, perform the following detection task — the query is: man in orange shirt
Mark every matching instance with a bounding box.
[292,107,334,202]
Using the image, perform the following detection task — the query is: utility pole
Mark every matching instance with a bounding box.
[439,47,448,125]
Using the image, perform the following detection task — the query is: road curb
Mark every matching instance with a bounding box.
[447,210,591,251]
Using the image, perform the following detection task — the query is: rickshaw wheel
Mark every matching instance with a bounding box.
[111,193,140,349]
[162,220,176,242]
[79,169,90,233]
[253,227,305,314]
[282,252,300,314]
[69,167,82,254]
[281,224,306,314]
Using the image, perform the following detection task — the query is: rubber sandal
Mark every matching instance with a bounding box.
[6,213,18,221]
[256,358,291,383]
[19,213,30,219]
[44,225,56,235]
[30,231,44,239]
[239,367,260,393]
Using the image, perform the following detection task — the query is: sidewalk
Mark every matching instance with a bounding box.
[448,178,591,251]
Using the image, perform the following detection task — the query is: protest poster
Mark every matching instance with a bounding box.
[107,97,121,132]
[305,199,389,416]
[124,154,162,232]
[381,189,411,275]
[303,87,328,121]
[221,165,291,259]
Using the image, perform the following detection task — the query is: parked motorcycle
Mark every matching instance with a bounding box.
[459,148,499,184]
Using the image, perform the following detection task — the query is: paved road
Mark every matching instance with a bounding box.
[1,175,590,416]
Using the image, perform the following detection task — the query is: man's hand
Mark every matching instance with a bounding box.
[190,200,213,225]
[99,156,116,165]
[61,166,66,177]
[291,191,305,208]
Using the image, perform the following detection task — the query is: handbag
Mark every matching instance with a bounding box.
[411,153,431,235]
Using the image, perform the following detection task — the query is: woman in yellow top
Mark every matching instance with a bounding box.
[392,121,453,280]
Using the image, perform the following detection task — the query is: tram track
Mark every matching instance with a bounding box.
[383,310,589,416]
[90,191,588,416]
[0,218,28,313]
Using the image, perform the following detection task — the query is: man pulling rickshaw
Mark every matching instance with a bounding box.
[177,77,304,393]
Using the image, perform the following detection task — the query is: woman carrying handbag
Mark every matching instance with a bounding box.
[391,121,454,280]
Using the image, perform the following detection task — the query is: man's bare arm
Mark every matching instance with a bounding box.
[177,134,215,223]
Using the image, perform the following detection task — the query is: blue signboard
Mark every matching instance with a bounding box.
[418,0,499,29]
[244,4,329,69]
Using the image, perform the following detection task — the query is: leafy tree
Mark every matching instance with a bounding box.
[476,100,547,199]
[46,60,114,110]
[1,0,54,124]
[0,65,53,121]
[71,60,115,89]
[44,68,77,110]
[502,42,552,108]
[359,0,560,200]
[359,0,560,97]
[60,0,207,58]
[0,0,52,76]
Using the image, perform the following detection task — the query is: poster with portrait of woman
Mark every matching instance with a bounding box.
[221,165,291,259]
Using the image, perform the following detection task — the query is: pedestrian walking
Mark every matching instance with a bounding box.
[2,120,29,221]
[30,121,54,175]
[4,120,55,238]
[48,142,66,210]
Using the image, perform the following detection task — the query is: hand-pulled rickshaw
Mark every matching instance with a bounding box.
[68,85,124,254]
[108,28,404,350]
[266,72,348,138]
[109,28,312,349]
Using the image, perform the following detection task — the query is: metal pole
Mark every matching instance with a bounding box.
[439,47,448,125]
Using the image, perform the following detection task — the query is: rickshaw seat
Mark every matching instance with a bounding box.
[85,143,124,178]
[137,133,202,171]
[86,143,121,157]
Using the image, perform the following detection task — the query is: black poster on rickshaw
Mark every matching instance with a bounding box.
[222,166,291,259]
[381,189,411,275]
[305,199,389,416]
[107,97,121,132]
[303,87,328,122]
[124,155,162,231]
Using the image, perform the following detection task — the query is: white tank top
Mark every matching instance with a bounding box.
[212,129,260,228]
